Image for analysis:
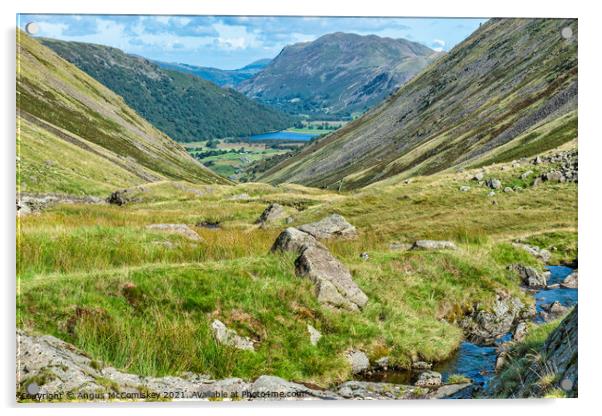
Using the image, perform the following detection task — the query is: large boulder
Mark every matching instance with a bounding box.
[211,319,255,351]
[257,203,286,225]
[271,227,325,255]
[295,246,368,311]
[509,264,549,288]
[411,240,457,250]
[561,270,578,288]
[298,214,358,240]
[146,224,202,242]
[345,350,370,374]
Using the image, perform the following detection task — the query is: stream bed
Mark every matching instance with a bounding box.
[360,265,578,394]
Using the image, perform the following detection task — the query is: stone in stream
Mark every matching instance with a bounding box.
[411,240,458,250]
[540,301,570,322]
[295,246,368,311]
[345,350,370,374]
[146,223,202,242]
[561,270,578,288]
[256,203,286,225]
[509,264,549,288]
[211,319,255,351]
[307,325,322,346]
[415,371,442,387]
[513,322,528,342]
[298,214,358,240]
[412,361,433,370]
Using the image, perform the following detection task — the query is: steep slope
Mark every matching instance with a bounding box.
[261,19,577,189]
[155,58,271,88]
[238,32,439,117]
[17,31,228,196]
[40,39,293,142]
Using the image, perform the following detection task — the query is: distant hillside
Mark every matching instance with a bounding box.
[238,32,439,117]
[155,58,271,88]
[17,31,228,196]
[40,39,293,142]
[261,19,578,189]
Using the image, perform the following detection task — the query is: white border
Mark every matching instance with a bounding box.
[3,1,601,415]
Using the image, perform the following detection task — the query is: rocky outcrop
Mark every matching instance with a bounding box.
[17,193,104,214]
[256,203,286,225]
[146,224,202,242]
[17,330,472,402]
[298,214,358,240]
[211,320,255,351]
[490,307,577,398]
[411,240,457,251]
[459,295,530,345]
[512,242,552,262]
[271,217,368,312]
[486,178,502,190]
[307,325,322,346]
[539,301,570,322]
[509,264,549,288]
[295,246,368,311]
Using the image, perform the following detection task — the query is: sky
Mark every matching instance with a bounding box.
[18,15,487,70]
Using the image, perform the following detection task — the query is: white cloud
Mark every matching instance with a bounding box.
[38,22,68,37]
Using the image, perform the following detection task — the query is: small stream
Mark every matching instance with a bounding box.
[361,265,578,394]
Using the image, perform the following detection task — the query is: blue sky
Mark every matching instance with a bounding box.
[18,15,487,69]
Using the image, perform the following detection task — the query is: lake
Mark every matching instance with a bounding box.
[248,131,318,141]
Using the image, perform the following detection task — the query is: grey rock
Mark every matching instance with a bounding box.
[509,264,549,288]
[295,246,368,311]
[488,191,496,197]
[412,240,457,250]
[543,171,565,183]
[211,319,255,351]
[359,252,369,261]
[532,177,542,188]
[520,170,534,179]
[511,243,552,262]
[459,185,470,192]
[561,270,578,288]
[374,356,390,370]
[415,371,442,387]
[472,172,484,181]
[307,325,322,346]
[345,350,370,374]
[513,322,528,342]
[298,214,358,240]
[412,361,432,370]
[427,383,472,399]
[503,187,514,193]
[271,227,325,255]
[389,242,413,251]
[146,224,202,241]
[486,178,502,189]
[257,203,286,225]
[228,193,251,201]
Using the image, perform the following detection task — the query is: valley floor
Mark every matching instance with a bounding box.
[16,143,577,399]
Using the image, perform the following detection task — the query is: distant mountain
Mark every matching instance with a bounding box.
[155,59,271,88]
[40,39,293,142]
[261,19,578,189]
[17,32,227,196]
[238,32,440,118]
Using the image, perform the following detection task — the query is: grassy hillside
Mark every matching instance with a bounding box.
[17,144,577,386]
[238,32,439,117]
[17,31,227,196]
[261,19,577,189]
[40,38,293,142]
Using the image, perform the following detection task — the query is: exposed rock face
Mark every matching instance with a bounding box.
[561,270,578,288]
[509,264,549,288]
[513,322,528,342]
[490,307,578,398]
[146,224,202,242]
[512,242,552,262]
[345,350,370,374]
[211,320,255,351]
[307,325,322,346]
[295,246,368,311]
[271,227,325,255]
[415,371,442,387]
[257,203,286,225]
[540,301,570,322]
[298,214,358,240]
[411,240,458,251]
[389,242,413,251]
[459,295,529,345]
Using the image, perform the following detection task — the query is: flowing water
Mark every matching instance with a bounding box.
[361,265,578,394]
